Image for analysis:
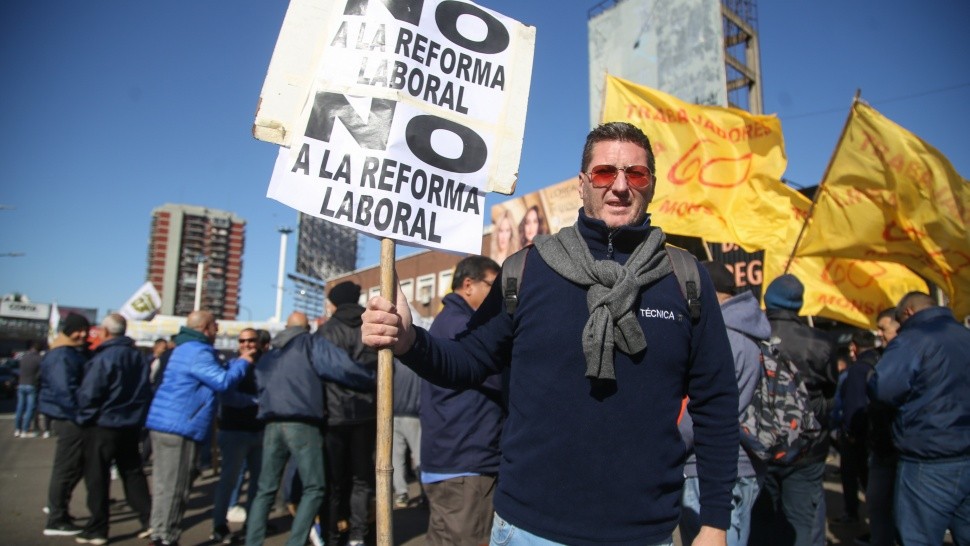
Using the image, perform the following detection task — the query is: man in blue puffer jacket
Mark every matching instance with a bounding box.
[145,310,256,546]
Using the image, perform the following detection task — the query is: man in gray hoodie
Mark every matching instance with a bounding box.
[679,261,768,546]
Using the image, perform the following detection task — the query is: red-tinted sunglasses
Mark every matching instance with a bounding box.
[585,164,653,189]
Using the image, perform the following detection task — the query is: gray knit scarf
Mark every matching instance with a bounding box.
[534,223,672,381]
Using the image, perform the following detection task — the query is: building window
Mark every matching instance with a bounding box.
[416,275,435,306]
[438,269,453,297]
[400,278,415,303]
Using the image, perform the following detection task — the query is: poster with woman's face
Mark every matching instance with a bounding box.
[489,177,581,264]
[489,207,520,265]
[517,200,547,248]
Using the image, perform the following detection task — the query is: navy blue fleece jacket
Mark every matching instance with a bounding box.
[38,340,90,421]
[869,306,970,460]
[400,210,739,545]
[76,336,152,428]
[421,292,504,476]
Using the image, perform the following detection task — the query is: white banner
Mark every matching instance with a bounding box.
[260,0,535,254]
[118,281,162,321]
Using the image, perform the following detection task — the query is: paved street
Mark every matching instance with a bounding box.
[0,395,951,546]
[0,397,429,546]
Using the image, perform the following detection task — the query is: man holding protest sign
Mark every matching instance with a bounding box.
[254,2,535,543]
[362,121,739,546]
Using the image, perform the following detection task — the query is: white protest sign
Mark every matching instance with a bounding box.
[259,0,535,254]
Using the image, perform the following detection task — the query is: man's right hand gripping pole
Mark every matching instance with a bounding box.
[362,279,416,356]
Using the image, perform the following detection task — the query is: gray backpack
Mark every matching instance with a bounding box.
[739,338,823,464]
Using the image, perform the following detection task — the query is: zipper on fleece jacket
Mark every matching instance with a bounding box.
[607,229,618,258]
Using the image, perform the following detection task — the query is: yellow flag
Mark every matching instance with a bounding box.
[764,183,928,329]
[796,100,970,320]
[763,252,928,329]
[601,75,789,251]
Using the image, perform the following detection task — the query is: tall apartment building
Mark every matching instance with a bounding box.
[147,204,245,319]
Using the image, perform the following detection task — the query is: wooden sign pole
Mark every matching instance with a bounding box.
[375,237,396,546]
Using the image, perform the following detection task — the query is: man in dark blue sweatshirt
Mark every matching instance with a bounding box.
[210,328,265,544]
[421,255,502,546]
[363,122,739,546]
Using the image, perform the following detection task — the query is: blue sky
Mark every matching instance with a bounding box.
[1,1,968,322]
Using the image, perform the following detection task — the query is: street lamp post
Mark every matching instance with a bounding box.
[274,226,293,322]
[194,254,206,311]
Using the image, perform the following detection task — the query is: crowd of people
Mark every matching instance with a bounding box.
[14,121,970,546]
[27,283,379,546]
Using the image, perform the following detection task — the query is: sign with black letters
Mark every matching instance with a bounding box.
[258,0,535,254]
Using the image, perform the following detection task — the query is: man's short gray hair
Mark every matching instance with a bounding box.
[102,313,127,336]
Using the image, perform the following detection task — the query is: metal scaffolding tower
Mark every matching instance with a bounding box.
[721,0,762,113]
[294,213,358,316]
[587,0,763,115]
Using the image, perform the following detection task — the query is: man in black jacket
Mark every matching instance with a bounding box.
[834,330,878,524]
[751,274,837,546]
[209,328,265,543]
[865,308,899,546]
[40,312,91,537]
[317,282,379,546]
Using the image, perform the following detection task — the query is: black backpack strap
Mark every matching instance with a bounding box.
[666,245,702,322]
[502,247,530,315]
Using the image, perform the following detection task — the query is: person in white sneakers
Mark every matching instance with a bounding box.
[39,313,91,537]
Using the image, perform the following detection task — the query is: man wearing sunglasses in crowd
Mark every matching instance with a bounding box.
[362,121,739,546]
[209,328,266,543]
